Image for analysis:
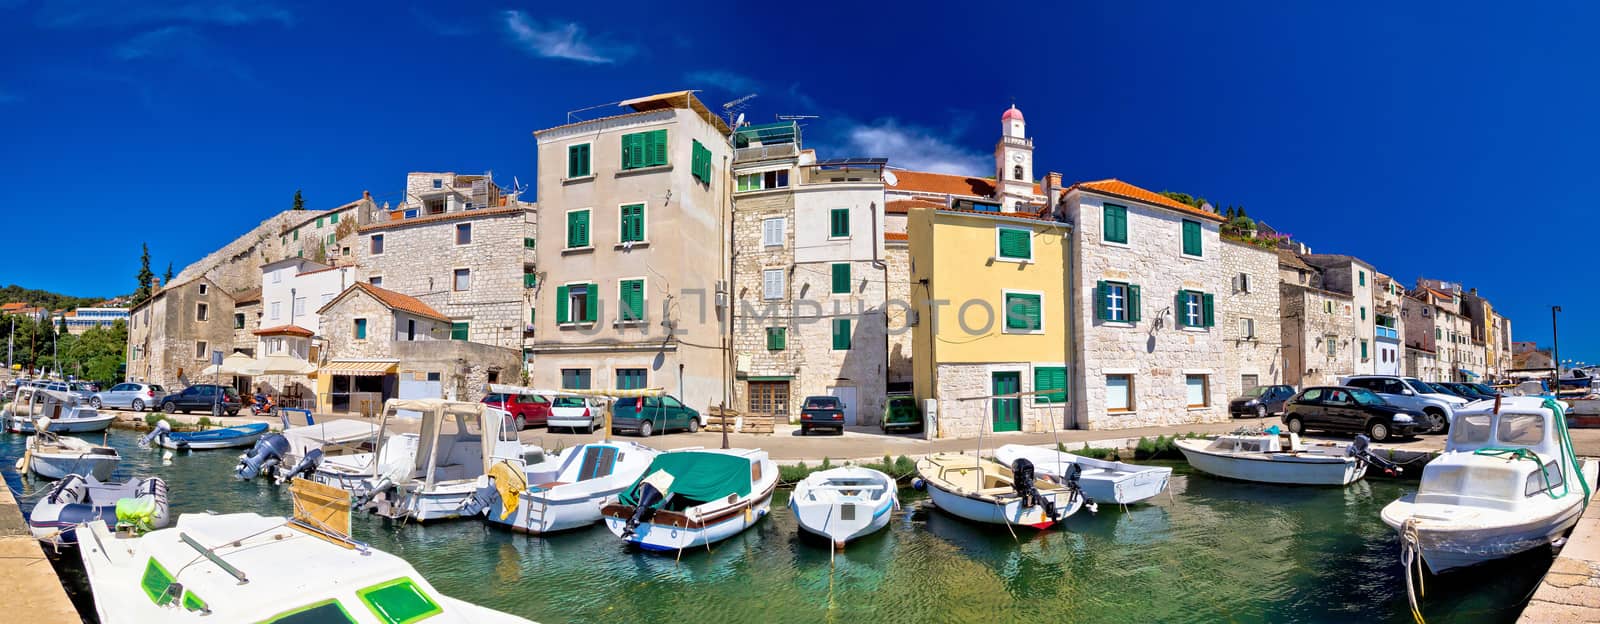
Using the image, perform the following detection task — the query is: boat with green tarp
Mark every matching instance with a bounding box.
[600,448,777,552]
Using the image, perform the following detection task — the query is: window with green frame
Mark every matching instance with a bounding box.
[621,129,668,170]
[450,322,469,341]
[1181,220,1202,257]
[523,237,535,249]
[358,577,443,624]
[523,270,537,288]
[1359,270,1366,287]
[1175,290,1216,328]
[139,558,208,613]
[830,263,851,294]
[567,143,591,178]
[263,600,358,624]
[1094,280,1141,323]
[832,319,851,350]
[1102,204,1128,243]
[766,327,786,350]
[555,284,598,324]
[1361,339,1369,360]
[567,210,590,248]
[619,204,645,242]
[829,208,850,238]
[330,212,338,224]
[1034,366,1067,403]
[997,228,1031,260]
[619,279,644,320]
[354,318,367,340]
[1004,292,1042,331]
[691,139,712,183]
[316,217,324,228]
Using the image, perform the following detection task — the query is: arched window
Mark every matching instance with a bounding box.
[1012,164,1024,180]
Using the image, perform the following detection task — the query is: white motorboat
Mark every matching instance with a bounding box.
[1175,431,1399,486]
[4,387,115,434]
[995,444,1172,505]
[601,448,778,552]
[143,421,269,450]
[75,478,533,623]
[481,441,659,534]
[235,419,380,481]
[790,466,897,548]
[914,453,1087,530]
[310,398,540,522]
[28,474,168,546]
[1382,397,1597,573]
[18,420,120,480]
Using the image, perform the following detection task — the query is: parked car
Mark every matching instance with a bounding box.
[67,381,99,402]
[611,395,701,437]
[1340,375,1466,434]
[800,395,848,435]
[1467,383,1505,398]
[880,395,923,433]
[482,392,551,430]
[1229,384,1296,418]
[1281,386,1421,442]
[159,384,242,416]
[91,383,166,411]
[1433,382,1494,401]
[547,395,606,433]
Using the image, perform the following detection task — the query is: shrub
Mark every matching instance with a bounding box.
[1077,442,1118,460]
[144,412,167,428]
[196,416,214,429]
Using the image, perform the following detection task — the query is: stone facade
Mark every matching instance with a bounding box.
[883,239,913,390]
[1301,254,1378,375]
[1219,239,1283,397]
[126,277,238,388]
[932,362,1072,439]
[1373,274,1406,376]
[1280,283,1356,387]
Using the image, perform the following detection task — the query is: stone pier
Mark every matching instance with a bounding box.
[1519,495,1600,622]
[0,479,79,622]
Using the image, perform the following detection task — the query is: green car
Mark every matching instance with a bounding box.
[880,395,922,433]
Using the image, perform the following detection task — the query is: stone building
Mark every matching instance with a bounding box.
[1218,238,1283,397]
[1279,253,1357,388]
[1461,288,1511,379]
[1373,274,1406,376]
[126,276,238,388]
[529,91,732,410]
[730,121,889,426]
[1401,293,1439,379]
[1412,280,1479,381]
[1406,345,1441,381]
[230,288,261,357]
[277,199,365,266]
[355,172,535,351]
[173,206,361,295]
[1059,179,1231,430]
[1300,254,1378,375]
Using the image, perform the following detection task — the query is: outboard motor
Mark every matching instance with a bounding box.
[139,419,172,448]
[622,481,665,538]
[277,448,325,484]
[236,433,291,481]
[1346,434,1402,477]
[1010,458,1061,522]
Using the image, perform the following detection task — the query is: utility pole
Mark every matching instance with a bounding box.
[721,153,732,451]
[1552,305,1562,392]
[6,315,13,371]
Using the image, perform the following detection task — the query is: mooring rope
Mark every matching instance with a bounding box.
[1400,517,1426,624]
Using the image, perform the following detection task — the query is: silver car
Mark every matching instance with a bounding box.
[1340,375,1467,434]
[91,382,167,412]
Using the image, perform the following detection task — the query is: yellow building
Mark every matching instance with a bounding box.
[910,207,1072,438]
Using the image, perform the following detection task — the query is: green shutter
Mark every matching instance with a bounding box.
[555,285,570,323]
[524,237,535,249]
[1103,205,1127,243]
[1360,306,1367,321]
[832,319,851,350]
[1005,293,1041,331]
[568,144,591,178]
[354,319,367,340]
[316,217,324,228]
[1361,340,1369,359]
[620,204,644,242]
[330,213,339,224]
[691,140,711,183]
[998,229,1031,259]
[450,322,469,341]
[830,208,850,237]
[1202,292,1215,327]
[1034,366,1067,403]
[584,283,599,322]
[621,133,638,169]
[831,263,851,294]
[1175,290,1189,328]
[1128,284,1142,322]
[1182,220,1201,256]
[524,272,537,288]
[649,129,668,166]
[767,327,786,351]
[567,210,589,247]
[1095,280,1109,321]
[620,279,643,320]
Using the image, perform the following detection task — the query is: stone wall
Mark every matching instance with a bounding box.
[394,340,520,401]
[231,302,260,355]
[1280,284,1355,387]
[884,242,913,389]
[933,363,1069,439]
[128,278,238,388]
[732,189,799,419]
[174,210,327,295]
[792,259,888,425]
[1219,239,1283,397]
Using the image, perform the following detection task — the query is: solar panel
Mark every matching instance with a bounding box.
[815,157,888,167]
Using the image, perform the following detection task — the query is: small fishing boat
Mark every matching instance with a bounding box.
[18,421,120,480]
[28,474,168,546]
[235,418,379,481]
[601,448,778,552]
[995,444,1172,505]
[790,466,897,548]
[75,478,533,623]
[142,421,269,450]
[1175,430,1399,486]
[482,441,659,534]
[1382,397,1597,574]
[3,387,115,434]
[914,453,1089,529]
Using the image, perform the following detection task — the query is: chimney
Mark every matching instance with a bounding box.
[153,277,162,289]
[363,190,372,201]
[1041,172,1063,214]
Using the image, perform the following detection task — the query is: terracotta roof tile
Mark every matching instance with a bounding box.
[1071,179,1226,222]
[883,232,909,241]
[885,199,945,214]
[0,303,25,312]
[936,206,1060,223]
[349,283,451,323]
[254,324,314,337]
[888,170,1042,198]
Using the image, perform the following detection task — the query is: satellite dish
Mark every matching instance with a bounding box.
[735,113,745,128]
[882,170,899,186]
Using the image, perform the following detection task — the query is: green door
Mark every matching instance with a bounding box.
[992,372,1021,433]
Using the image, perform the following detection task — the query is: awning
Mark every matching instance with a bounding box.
[320,360,398,377]
[202,353,258,376]
[1459,369,1480,379]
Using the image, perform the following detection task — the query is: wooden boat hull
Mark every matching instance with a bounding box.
[1176,439,1364,485]
[600,480,776,552]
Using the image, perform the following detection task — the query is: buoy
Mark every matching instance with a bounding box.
[911,478,926,491]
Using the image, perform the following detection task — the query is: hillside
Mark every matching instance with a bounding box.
[0,284,110,311]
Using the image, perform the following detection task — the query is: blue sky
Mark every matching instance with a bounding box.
[1,1,1594,362]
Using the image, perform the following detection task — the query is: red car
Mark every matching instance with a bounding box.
[482,392,552,430]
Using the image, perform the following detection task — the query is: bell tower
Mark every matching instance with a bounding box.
[995,104,1034,212]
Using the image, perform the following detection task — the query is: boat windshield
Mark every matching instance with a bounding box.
[1243,386,1269,398]
[1497,413,1545,447]
[1348,387,1387,406]
[1451,414,1493,446]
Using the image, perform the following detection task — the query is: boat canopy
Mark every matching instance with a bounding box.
[619,452,751,506]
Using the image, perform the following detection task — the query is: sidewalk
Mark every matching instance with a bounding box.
[1519,496,1600,622]
[0,479,79,623]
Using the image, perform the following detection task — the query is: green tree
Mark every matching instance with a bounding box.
[292,189,305,211]
[1159,191,1207,208]
[163,262,174,284]
[133,243,154,307]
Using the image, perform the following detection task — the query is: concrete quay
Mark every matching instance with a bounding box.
[0,478,81,623]
[1519,496,1600,623]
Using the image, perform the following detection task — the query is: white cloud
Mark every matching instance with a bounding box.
[840,119,989,176]
[113,26,258,84]
[501,11,629,64]
[686,70,758,94]
[36,0,293,29]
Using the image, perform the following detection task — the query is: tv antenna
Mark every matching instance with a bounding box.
[722,94,757,128]
[776,114,819,121]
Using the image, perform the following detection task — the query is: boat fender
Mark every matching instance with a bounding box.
[1011,458,1062,522]
[911,478,926,491]
[235,434,291,481]
[623,482,665,537]
[140,419,173,448]
[278,448,325,484]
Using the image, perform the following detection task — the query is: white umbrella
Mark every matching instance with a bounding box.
[247,355,317,376]
[201,353,257,376]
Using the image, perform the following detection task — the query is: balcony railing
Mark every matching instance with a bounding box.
[1376,326,1399,340]
[735,143,798,162]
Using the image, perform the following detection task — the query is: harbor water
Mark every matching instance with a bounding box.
[2,429,1551,623]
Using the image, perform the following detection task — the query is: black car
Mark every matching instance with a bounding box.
[1281,386,1420,442]
[1435,382,1494,401]
[1229,384,1296,418]
[799,395,847,435]
[160,384,243,416]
